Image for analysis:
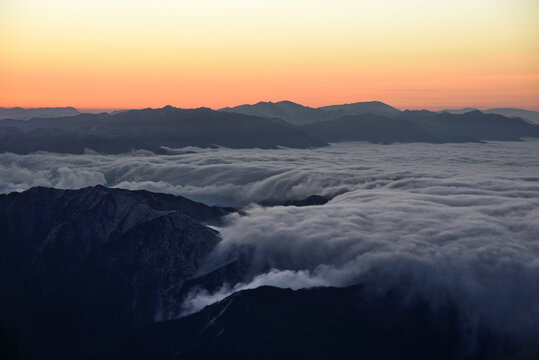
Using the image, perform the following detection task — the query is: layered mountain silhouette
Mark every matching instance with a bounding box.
[318,100,401,118]
[0,126,168,154]
[0,107,80,121]
[442,107,539,124]
[0,106,326,154]
[221,100,400,125]
[1,103,538,154]
[221,100,333,125]
[301,110,539,143]
[222,101,538,142]
[0,186,236,359]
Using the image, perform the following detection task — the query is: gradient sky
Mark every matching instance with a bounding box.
[1,0,538,110]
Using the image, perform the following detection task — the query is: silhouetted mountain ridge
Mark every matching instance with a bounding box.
[221,100,401,125]
[319,100,401,118]
[442,107,539,124]
[1,104,538,154]
[104,284,527,360]
[0,186,235,359]
[301,109,539,143]
[221,100,331,125]
[0,106,80,120]
[0,106,326,153]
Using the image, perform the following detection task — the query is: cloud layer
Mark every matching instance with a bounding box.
[188,170,539,351]
[1,140,539,349]
[2,140,538,207]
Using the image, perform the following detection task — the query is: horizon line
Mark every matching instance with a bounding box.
[2,101,539,113]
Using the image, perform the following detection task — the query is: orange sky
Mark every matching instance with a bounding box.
[1,0,538,111]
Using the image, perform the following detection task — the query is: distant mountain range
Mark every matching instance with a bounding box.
[0,107,80,120]
[0,106,326,154]
[301,110,539,144]
[442,107,539,124]
[0,103,538,154]
[221,100,400,125]
[3,103,537,125]
[319,100,402,118]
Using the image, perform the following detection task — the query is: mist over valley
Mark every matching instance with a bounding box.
[1,133,538,359]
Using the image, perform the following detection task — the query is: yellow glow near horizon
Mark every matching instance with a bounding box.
[1,0,538,110]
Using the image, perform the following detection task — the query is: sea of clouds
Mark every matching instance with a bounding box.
[2,140,538,207]
[1,140,539,349]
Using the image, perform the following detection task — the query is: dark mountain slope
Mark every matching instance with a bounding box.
[220,100,334,125]
[441,107,539,124]
[103,187,234,223]
[0,186,234,359]
[2,104,535,153]
[0,106,326,154]
[221,100,401,125]
[400,110,539,141]
[0,127,166,154]
[319,100,401,118]
[302,110,539,143]
[484,108,539,124]
[104,285,527,360]
[0,107,80,121]
[302,114,441,143]
[0,186,536,359]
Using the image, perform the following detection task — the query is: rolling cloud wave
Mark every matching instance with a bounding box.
[1,141,538,349]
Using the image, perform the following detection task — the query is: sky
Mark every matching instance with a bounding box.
[1,0,538,111]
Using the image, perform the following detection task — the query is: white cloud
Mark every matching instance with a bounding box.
[1,140,538,206]
[185,184,539,345]
[1,140,538,345]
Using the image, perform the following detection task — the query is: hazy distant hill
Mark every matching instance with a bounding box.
[442,107,539,124]
[0,106,326,154]
[221,100,335,125]
[1,104,537,154]
[402,110,539,140]
[302,110,539,143]
[485,108,539,124]
[440,107,479,114]
[0,127,167,154]
[319,100,401,118]
[0,107,80,120]
[221,100,401,125]
[301,114,436,143]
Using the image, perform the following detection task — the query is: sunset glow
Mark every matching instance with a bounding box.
[1,0,538,110]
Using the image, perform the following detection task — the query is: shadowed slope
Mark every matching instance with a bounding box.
[0,186,234,359]
[301,110,539,143]
[104,285,527,360]
[0,106,326,154]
